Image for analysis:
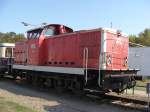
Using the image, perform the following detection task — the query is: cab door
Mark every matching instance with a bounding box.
[26,30,43,65]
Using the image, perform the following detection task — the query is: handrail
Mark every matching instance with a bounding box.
[83,47,88,85]
[98,53,102,86]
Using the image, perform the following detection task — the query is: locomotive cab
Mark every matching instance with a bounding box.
[25,24,73,65]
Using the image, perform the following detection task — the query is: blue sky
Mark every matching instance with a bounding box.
[0,0,150,35]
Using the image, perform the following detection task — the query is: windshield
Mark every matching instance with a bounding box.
[27,29,42,39]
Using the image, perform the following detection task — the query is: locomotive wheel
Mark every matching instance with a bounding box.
[32,76,38,86]
[72,81,85,97]
[45,78,55,88]
[54,79,65,93]
[13,75,17,80]
[37,77,46,88]
[0,74,4,79]
[26,75,33,84]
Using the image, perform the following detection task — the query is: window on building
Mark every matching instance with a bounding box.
[0,48,2,57]
[5,48,12,57]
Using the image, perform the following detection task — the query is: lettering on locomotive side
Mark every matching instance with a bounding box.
[116,38,123,45]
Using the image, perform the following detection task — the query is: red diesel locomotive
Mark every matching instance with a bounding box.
[12,24,137,93]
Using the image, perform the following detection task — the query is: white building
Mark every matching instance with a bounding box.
[129,47,150,76]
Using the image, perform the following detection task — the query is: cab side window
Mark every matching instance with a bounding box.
[44,27,56,37]
[45,29,55,36]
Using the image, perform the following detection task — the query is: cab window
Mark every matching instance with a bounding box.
[32,32,40,39]
[44,29,55,36]
[27,29,42,39]
[27,33,32,39]
[44,27,57,37]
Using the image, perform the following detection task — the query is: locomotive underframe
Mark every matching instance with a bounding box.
[12,67,138,94]
[101,70,137,93]
[84,69,137,93]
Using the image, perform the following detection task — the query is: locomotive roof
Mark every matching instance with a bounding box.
[101,28,128,37]
[27,24,73,32]
[26,24,127,37]
[75,27,128,37]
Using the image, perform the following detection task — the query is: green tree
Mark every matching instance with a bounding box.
[0,32,26,43]
[129,28,150,46]
[129,34,136,43]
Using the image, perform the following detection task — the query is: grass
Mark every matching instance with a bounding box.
[135,86,146,91]
[136,80,146,87]
[0,97,36,112]
[134,78,150,91]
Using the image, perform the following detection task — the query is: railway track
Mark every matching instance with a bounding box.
[103,93,148,111]
[79,88,149,111]
[0,76,148,111]
[105,93,147,105]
